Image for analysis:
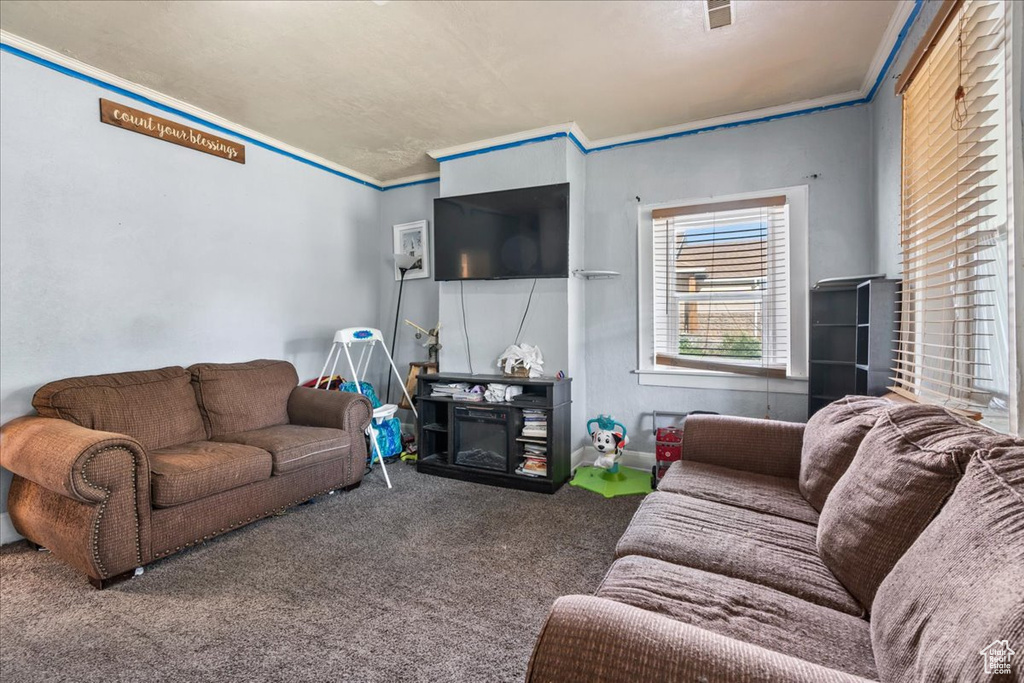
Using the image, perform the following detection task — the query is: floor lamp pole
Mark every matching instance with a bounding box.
[387,268,407,403]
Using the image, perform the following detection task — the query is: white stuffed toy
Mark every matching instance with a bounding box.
[587,414,629,471]
[591,427,627,469]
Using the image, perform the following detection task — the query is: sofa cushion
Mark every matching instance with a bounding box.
[872,446,1024,682]
[659,460,818,525]
[598,555,877,679]
[616,492,863,616]
[32,366,207,451]
[800,396,890,512]
[149,441,273,508]
[214,425,351,475]
[818,404,1019,612]
[189,360,298,437]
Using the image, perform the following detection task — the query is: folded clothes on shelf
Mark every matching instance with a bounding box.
[483,382,525,403]
[431,382,485,401]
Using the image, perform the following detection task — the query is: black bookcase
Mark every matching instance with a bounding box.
[415,373,572,493]
[808,278,897,418]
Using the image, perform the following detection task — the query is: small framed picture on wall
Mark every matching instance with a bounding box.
[393,220,430,281]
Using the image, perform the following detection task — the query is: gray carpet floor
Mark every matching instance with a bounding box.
[0,463,643,682]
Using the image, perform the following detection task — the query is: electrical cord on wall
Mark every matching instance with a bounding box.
[515,278,538,345]
[461,280,474,374]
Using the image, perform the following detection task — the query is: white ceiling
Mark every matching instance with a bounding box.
[0,0,902,182]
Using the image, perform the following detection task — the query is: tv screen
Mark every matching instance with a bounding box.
[433,183,569,281]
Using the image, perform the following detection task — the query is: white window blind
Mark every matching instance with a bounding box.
[895,0,1009,420]
[652,196,789,378]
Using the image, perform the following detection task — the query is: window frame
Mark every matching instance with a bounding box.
[636,185,809,393]
[1011,0,1024,436]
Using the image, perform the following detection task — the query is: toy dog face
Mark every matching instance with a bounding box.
[592,429,624,454]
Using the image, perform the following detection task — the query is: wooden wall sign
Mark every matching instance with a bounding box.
[99,98,245,164]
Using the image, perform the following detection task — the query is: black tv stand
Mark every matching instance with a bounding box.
[415,372,572,493]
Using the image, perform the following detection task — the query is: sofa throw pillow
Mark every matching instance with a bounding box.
[871,446,1024,682]
[189,359,298,437]
[799,396,890,511]
[817,403,1019,612]
[32,366,207,451]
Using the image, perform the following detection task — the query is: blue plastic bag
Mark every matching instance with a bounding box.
[337,381,403,460]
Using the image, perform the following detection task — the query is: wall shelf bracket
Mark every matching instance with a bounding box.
[573,269,621,280]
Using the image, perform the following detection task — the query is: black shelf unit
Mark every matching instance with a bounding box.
[808,278,897,418]
[415,372,572,493]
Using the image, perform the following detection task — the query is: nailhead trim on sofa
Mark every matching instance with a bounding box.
[80,446,143,578]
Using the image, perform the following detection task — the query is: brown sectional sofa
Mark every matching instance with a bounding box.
[528,398,1024,682]
[0,359,371,588]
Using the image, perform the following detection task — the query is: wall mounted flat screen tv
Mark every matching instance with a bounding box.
[433,183,569,281]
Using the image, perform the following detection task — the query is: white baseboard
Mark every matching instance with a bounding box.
[572,446,656,473]
[0,512,23,545]
[571,447,587,471]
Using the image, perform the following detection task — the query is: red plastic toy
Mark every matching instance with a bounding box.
[652,410,718,488]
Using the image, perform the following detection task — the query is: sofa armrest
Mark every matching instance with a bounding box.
[0,416,148,504]
[287,386,372,433]
[682,414,804,479]
[0,416,151,580]
[527,596,870,683]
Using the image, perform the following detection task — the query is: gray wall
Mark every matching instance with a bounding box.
[585,105,875,451]
[383,81,946,456]
[435,137,589,448]
[0,51,381,541]
[378,181,440,410]
[437,139,574,379]
[428,106,876,454]
[566,140,588,449]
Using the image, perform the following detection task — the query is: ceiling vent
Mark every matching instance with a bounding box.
[706,0,733,30]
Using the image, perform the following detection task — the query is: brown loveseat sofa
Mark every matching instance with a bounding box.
[0,359,371,588]
[528,398,1024,682]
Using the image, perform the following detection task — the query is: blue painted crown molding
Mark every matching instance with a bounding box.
[1,0,922,189]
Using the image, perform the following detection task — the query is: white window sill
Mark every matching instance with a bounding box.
[633,369,808,394]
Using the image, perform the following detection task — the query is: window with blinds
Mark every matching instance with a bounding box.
[895,0,1010,422]
[652,196,789,378]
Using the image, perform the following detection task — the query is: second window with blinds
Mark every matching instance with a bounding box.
[638,187,808,389]
[894,0,1012,429]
